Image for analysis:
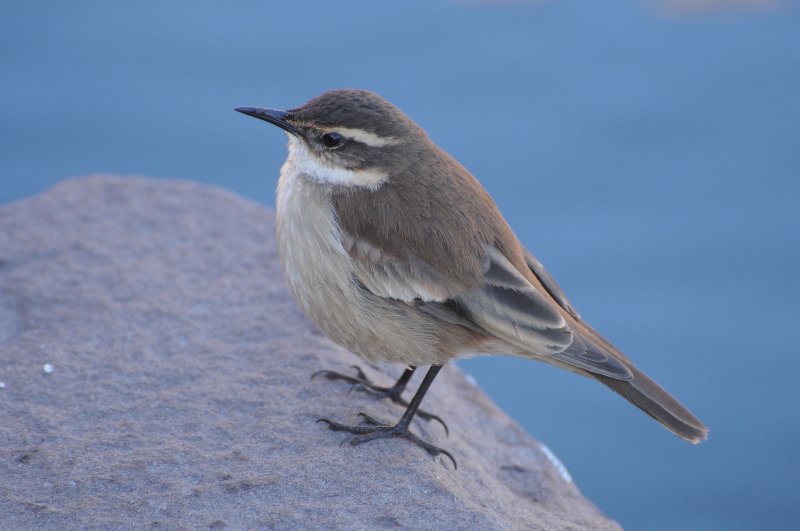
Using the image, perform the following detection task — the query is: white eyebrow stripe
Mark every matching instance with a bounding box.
[331,127,402,147]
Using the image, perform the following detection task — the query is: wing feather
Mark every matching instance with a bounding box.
[342,230,631,380]
[523,248,580,319]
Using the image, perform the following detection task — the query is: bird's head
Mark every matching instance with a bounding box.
[236,89,425,190]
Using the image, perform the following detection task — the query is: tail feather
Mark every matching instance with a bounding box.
[562,317,709,443]
[593,364,709,444]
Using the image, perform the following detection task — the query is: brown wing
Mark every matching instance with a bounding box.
[522,248,581,320]
[341,229,632,380]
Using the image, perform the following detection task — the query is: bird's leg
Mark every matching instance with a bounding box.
[317,365,456,469]
[311,365,448,433]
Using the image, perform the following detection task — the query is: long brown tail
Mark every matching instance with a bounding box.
[520,252,708,442]
[593,363,709,444]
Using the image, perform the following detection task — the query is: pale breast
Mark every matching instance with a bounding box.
[275,159,482,366]
[276,162,353,333]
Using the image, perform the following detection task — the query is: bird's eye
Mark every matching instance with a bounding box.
[321,132,343,148]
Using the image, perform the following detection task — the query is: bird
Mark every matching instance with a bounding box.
[235,89,708,467]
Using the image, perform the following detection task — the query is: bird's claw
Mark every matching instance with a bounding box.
[311,366,449,434]
[317,415,457,469]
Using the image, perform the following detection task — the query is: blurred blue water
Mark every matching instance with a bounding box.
[2,1,799,529]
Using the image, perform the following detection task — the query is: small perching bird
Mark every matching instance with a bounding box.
[235,89,708,467]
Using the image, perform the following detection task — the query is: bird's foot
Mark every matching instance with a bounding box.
[317,413,456,469]
[312,365,384,393]
[311,366,448,434]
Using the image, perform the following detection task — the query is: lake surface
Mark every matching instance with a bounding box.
[2,2,799,529]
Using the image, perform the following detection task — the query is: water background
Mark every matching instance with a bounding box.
[2,2,799,529]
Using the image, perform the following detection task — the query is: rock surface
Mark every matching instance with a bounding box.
[0,175,620,530]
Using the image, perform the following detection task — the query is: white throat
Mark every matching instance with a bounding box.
[282,135,388,190]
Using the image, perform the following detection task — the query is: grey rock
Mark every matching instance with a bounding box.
[0,175,620,530]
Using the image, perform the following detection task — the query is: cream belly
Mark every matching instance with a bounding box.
[275,162,481,367]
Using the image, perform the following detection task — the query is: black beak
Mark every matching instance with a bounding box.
[235,107,302,137]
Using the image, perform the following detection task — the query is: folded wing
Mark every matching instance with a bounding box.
[342,231,632,380]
